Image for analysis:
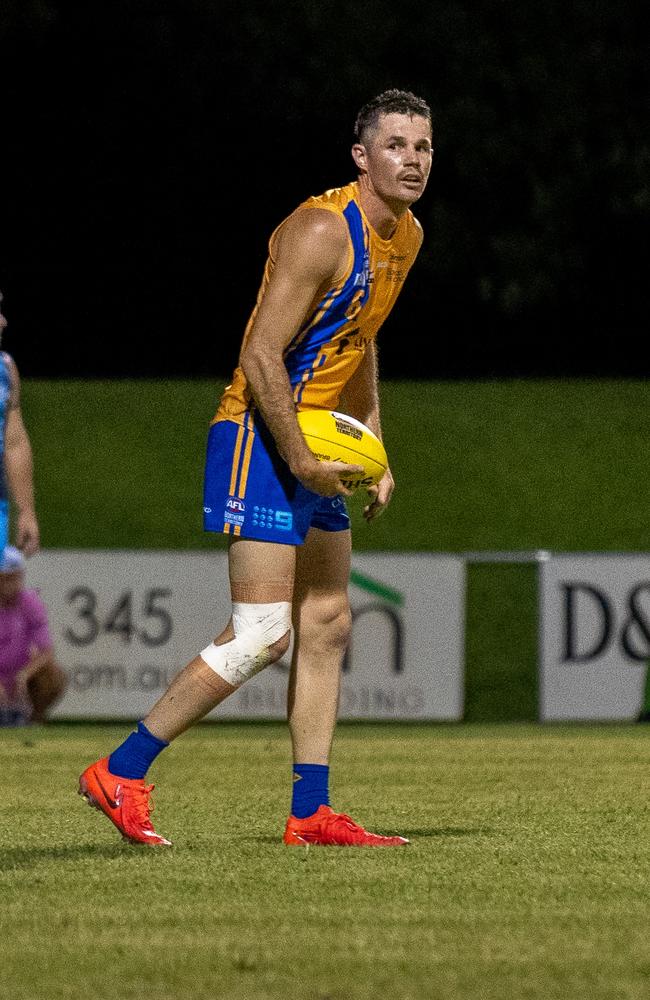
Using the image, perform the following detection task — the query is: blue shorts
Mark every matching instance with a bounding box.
[0,499,8,553]
[203,417,350,545]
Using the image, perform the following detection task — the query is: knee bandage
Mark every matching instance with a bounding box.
[199,602,291,687]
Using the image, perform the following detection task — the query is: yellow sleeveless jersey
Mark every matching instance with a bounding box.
[214,181,422,425]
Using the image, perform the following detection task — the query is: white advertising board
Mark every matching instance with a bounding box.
[24,550,465,721]
[540,554,650,720]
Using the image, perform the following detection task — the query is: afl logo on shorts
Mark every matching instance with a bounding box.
[226,497,245,513]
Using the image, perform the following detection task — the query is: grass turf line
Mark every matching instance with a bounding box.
[0,723,648,1000]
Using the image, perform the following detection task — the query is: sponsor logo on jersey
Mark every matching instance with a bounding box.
[352,247,372,288]
[224,496,245,526]
[251,507,293,532]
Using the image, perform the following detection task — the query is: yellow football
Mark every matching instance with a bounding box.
[296,409,388,491]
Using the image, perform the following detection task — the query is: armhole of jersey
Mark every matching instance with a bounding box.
[1,352,16,398]
[307,204,353,287]
[402,211,422,270]
[335,223,354,287]
[271,205,353,289]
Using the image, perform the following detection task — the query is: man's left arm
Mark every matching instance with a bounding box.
[4,357,39,554]
[339,342,395,522]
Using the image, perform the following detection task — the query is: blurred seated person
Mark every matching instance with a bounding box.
[0,545,67,725]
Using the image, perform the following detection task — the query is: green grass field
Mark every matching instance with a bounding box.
[1,722,648,1000]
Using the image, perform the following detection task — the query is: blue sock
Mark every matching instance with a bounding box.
[291,764,330,818]
[108,721,169,780]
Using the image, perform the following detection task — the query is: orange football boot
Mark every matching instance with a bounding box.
[78,756,171,846]
[284,805,409,847]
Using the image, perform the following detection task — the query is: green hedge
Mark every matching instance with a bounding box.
[20,378,650,720]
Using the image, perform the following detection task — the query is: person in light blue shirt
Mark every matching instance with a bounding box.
[0,291,40,556]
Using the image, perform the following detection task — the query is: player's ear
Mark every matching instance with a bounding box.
[351,143,367,173]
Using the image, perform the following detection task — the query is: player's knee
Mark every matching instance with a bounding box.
[199,601,292,687]
[329,604,353,651]
[28,658,68,703]
[53,664,69,700]
[42,672,67,704]
[267,629,291,662]
[301,597,352,652]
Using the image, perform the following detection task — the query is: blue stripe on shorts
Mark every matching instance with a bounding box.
[203,418,350,545]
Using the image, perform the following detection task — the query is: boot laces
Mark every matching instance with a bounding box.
[322,810,399,844]
[330,812,359,830]
[323,810,365,838]
[129,782,156,830]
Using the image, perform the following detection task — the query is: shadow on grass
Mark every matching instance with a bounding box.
[398,827,491,838]
[253,826,489,845]
[0,842,151,870]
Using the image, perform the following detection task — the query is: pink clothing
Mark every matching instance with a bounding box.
[0,589,52,694]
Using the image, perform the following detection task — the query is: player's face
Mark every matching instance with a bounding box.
[354,113,433,206]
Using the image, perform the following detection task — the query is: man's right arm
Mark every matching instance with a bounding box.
[3,357,40,555]
[239,208,363,497]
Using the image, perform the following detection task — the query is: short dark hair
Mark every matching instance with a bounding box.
[354,89,431,143]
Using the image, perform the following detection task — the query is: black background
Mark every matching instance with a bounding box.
[1,0,649,379]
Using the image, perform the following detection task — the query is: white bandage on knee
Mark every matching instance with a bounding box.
[199,602,291,687]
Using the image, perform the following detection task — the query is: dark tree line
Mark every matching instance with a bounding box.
[1,0,648,377]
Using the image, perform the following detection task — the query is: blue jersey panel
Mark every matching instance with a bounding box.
[0,353,10,502]
[203,419,350,545]
[284,200,370,395]
[0,499,8,553]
